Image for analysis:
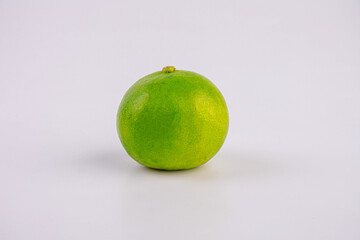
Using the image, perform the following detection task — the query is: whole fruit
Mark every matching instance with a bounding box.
[117,66,229,170]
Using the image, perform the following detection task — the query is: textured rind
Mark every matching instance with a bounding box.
[117,70,229,170]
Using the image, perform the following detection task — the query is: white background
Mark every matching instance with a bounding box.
[1,0,360,239]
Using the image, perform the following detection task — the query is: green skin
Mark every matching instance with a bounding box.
[117,67,229,170]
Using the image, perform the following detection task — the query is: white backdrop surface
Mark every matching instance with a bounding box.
[0,1,359,239]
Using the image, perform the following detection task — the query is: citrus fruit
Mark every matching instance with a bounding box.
[116,66,229,170]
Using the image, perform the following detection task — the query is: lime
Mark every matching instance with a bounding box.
[117,66,229,170]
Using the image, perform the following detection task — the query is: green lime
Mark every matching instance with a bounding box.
[117,66,229,170]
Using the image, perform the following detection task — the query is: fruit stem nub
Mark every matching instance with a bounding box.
[162,66,176,73]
